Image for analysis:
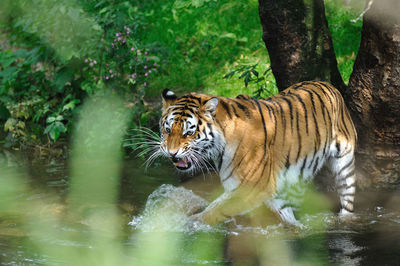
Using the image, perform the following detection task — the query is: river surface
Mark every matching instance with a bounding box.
[0,151,399,265]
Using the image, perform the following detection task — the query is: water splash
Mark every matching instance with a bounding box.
[129,184,217,232]
[130,184,400,239]
[129,184,331,236]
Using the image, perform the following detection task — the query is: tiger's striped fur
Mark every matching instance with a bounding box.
[159,81,357,226]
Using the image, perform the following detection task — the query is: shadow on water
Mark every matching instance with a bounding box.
[1,150,400,265]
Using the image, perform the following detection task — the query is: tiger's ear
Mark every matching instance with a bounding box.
[203,97,219,117]
[162,88,177,110]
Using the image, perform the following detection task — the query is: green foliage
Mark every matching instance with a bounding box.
[223,63,277,99]
[0,47,80,143]
[0,0,167,145]
[325,0,363,84]
[138,0,266,95]
[44,115,67,142]
[79,0,168,93]
[0,0,363,147]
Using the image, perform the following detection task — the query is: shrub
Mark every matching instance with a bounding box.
[0,0,167,145]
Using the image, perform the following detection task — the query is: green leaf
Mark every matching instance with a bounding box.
[251,69,259,77]
[0,67,20,83]
[220,33,237,39]
[92,24,102,31]
[13,49,28,58]
[54,121,67,133]
[192,0,205,8]
[62,99,80,112]
[223,71,236,79]
[244,74,250,87]
[45,121,66,141]
[174,0,191,9]
[4,118,17,132]
[239,70,249,79]
[49,128,60,141]
[44,124,52,134]
[46,116,56,123]
[263,68,271,76]
[81,80,96,93]
[99,7,108,14]
[33,110,43,123]
[0,52,16,68]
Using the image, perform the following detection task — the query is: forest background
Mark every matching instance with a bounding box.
[0,0,362,146]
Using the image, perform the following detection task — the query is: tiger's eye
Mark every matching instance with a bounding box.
[184,131,194,137]
[165,127,171,134]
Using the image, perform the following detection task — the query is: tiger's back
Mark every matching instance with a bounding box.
[159,81,357,226]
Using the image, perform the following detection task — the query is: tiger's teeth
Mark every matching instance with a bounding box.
[176,158,188,168]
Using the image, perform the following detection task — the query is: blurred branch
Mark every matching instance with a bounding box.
[351,0,374,23]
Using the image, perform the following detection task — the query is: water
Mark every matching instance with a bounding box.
[0,151,400,265]
[129,184,211,232]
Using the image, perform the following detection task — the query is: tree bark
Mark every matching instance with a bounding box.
[346,0,400,189]
[258,0,345,93]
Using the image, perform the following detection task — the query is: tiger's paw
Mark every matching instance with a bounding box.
[188,210,226,226]
[189,212,215,225]
[188,213,204,224]
[187,212,213,230]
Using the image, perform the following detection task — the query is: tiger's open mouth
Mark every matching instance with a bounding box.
[172,157,192,170]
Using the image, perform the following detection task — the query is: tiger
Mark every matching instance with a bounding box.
[158,81,357,226]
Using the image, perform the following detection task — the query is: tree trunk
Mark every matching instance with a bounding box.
[346,0,400,189]
[258,0,345,93]
[258,0,400,189]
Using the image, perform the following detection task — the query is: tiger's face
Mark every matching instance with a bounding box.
[160,89,223,173]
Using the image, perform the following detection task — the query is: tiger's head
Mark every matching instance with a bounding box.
[159,89,224,173]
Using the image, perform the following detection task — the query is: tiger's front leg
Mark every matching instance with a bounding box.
[190,188,266,226]
[190,193,232,225]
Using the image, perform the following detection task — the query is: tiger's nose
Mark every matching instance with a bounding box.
[169,151,178,162]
